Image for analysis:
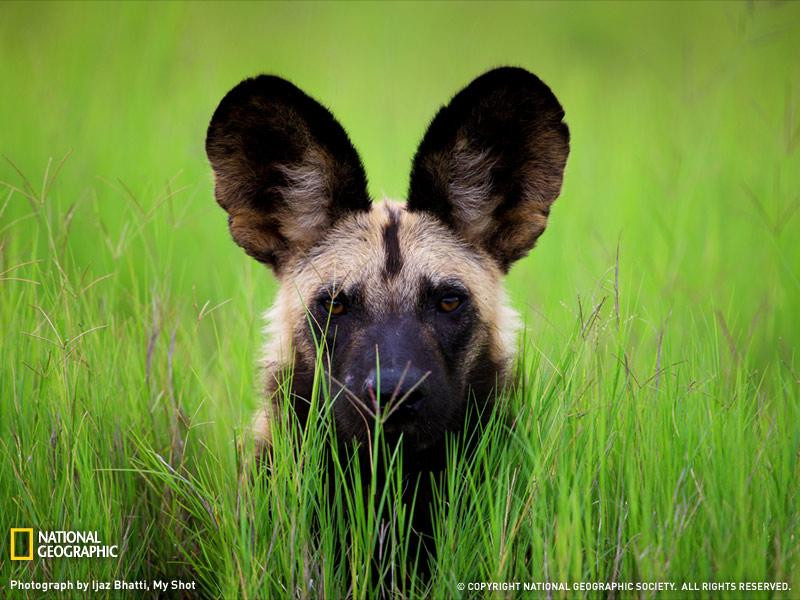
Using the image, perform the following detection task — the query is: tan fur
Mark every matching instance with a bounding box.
[440,138,501,243]
[275,147,334,246]
[253,199,519,450]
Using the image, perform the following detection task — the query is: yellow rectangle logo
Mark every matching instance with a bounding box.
[10,528,34,561]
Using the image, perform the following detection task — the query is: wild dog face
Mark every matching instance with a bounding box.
[206,68,569,453]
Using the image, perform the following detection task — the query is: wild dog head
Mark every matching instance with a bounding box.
[206,68,569,454]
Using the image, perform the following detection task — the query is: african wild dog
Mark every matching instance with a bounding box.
[205,66,569,544]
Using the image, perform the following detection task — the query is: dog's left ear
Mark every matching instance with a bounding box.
[407,67,569,271]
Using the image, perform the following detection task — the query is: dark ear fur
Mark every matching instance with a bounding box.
[407,67,569,271]
[206,75,371,271]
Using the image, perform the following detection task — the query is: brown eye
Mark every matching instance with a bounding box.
[438,296,462,313]
[323,297,346,316]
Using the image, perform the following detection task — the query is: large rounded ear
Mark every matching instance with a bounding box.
[206,75,371,272]
[407,67,569,271]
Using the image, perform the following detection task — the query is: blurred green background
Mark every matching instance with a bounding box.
[2,0,798,357]
[1,1,799,595]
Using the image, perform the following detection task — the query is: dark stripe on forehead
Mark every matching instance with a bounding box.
[382,208,403,279]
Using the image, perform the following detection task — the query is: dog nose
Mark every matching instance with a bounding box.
[364,366,426,412]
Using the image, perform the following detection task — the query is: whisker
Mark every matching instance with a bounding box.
[326,371,376,421]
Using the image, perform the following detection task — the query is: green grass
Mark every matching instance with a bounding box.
[2,1,799,597]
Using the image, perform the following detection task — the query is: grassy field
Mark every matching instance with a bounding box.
[2,1,799,597]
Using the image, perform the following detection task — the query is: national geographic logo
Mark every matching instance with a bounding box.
[9,529,118,560]
[10,528,33,561]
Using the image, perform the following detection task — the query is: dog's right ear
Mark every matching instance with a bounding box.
[206,75,371,273]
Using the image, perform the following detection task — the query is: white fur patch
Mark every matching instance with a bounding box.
[276,148,332,245]
[447,140,501,242]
